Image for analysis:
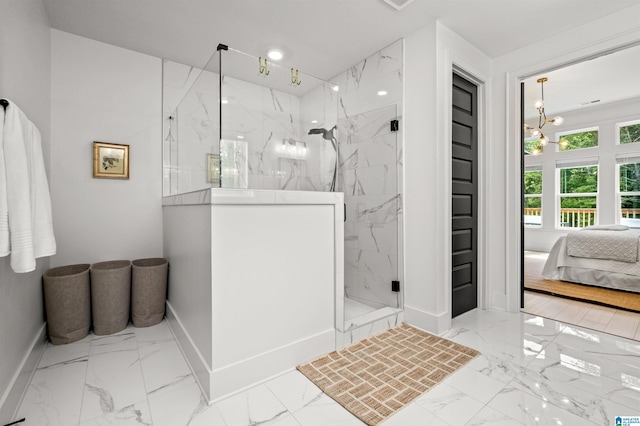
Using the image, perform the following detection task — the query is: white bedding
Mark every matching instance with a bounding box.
[566,229,640,263]
[542,236,640,294]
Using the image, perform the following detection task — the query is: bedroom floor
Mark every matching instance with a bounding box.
[523,251,640,341]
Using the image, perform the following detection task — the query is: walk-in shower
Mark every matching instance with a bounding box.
[162,40,404,342]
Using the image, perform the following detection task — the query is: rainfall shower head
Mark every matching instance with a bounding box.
[381,0,415,11]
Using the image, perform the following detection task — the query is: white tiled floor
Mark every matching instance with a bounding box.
[15,309,640,425]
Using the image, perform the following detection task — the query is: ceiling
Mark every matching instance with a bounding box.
[43,0,640,80]
[523,43,640,119]
[43,0,640,114]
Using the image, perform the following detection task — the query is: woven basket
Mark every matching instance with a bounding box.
[43,264,91,344]
[90,260,131,335]
[131,258,168,327]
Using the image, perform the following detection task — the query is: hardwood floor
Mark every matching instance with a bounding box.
[523,251,640,341]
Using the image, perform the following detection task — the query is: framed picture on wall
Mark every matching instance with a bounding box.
[93,141,129,179]
[207,153,220,184]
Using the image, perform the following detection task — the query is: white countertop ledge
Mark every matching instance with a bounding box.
[163,188,344,206]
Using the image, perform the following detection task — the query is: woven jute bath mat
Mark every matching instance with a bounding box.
[297,323,480,425]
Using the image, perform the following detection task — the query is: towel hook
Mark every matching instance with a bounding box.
[259,57,270,76]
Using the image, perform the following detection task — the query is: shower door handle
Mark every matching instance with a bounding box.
[344,203,346,222]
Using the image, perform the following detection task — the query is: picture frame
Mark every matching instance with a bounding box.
[207,153,220,184]
[93,141,129,179]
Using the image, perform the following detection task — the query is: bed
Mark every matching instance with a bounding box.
[542,225,640,294]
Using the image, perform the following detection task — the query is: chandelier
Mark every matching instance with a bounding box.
[524,77,567,154]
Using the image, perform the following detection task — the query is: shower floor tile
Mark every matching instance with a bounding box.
[344,297,378,320]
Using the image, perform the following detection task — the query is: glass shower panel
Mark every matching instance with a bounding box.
[162,51,221,196]
[220,48,338,190]
[338,105,400,313]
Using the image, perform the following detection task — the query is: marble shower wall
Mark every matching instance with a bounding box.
[221,75,335,191]
[162,56,338,195]
[333,40,404,310]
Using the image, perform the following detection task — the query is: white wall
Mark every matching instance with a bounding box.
[0,0,51,422]
[525,98,640,252]
[403,22,492,333]
[494,4,640,312]
[50,30,163,266]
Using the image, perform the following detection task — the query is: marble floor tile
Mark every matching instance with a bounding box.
[265,370,324,413]
[463,352,523,384]
[290,394,365,426]
[465,406,525,426]
[442,366,507,404]
[414,382,485,425]
[17,313,640,426]
[147,380,226,426]
[214,384,289,425]
[138,339,192,397]
[78,399,153,426]
[38,338,91,369]
[382,402,448,425]
[487,385,600,426]
[16,356,88,426]
[80,345,148,423]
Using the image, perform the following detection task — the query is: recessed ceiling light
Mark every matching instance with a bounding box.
[311,120,318,124]
[377,90,388,96]
[237,135,245,139]
[267,49,283,61]
[332,85,339,92]
[221,98,229,104]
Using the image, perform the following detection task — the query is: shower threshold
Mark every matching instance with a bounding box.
[345,305,403,332]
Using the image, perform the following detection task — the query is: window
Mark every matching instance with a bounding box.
[524,165,542,226]
[618,120,640,145]
[524,138,543,156]
[557,128,598,151]
[617,155,640,227]
[557,158,598,228]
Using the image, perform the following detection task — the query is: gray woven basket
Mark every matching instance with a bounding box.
[43,264,91,345]
[131,258,168,327]
[90,260,131,335]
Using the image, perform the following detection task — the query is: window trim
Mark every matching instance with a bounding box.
[555,162,599,229]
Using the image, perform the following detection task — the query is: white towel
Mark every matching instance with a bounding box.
[0,104,8,256]
[2,100,56,273]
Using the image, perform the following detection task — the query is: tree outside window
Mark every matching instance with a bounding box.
[524,170,542,226]
[619,161,640,227]
[558,129,598,151]
[619,122,640,145]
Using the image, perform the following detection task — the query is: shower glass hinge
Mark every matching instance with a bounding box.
[391,280,400,292]
[390,119,399,132]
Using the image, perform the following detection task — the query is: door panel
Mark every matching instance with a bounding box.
[451,73,478,318]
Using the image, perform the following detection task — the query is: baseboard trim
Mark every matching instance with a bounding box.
[165,302,212,402]
[209,328,335,402]
[0,323,47,424]
[404,305,451,335]
[167,301,335,403]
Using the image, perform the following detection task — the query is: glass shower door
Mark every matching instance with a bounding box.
[337,105,401,324]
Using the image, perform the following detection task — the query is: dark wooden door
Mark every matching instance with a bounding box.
[451,73,478,317]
